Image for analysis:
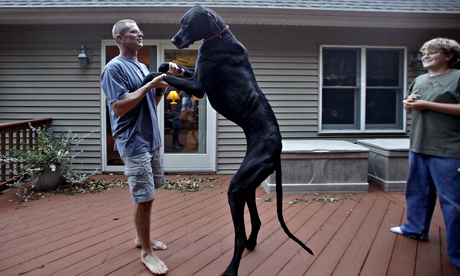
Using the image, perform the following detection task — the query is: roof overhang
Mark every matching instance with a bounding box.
[0,6,459,29]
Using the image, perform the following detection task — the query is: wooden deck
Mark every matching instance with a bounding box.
[0,174,458,276]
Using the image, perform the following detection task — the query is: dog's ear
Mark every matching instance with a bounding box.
[202,10,213,20]
[201,7,226,30]
[198,6,212,17]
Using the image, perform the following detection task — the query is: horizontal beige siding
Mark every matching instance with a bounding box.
[1,24,459,174]
[0,25,105,172]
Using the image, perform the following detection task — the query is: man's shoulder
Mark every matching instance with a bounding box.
[414,72,430,82]
[105,56,124,69]
[105,56,145,72]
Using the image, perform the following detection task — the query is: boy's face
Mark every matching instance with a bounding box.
[422,48,452,71]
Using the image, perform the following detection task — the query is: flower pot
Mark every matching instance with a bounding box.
[33,167,61,192]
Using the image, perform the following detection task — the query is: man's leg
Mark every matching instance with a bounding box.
[134,205,168,250]
[134,149,168,250]
[123,152,168,274]
[135,200,168,275]
[399,152,436,240]
[430,156,460,269]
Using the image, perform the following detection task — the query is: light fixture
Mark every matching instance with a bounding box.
[77,45,92,67]
[166,90,181,104]
[409,52,423,70]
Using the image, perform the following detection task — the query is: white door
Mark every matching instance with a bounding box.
[101,40,216,173]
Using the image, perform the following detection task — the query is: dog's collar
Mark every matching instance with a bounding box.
[202,25,229,43]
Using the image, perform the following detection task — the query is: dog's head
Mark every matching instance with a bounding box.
[171,5,226,49]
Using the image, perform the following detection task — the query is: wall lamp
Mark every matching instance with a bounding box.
[77,45,92,67]
[408,52,423,70]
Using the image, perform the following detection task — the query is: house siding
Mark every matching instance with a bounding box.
[0,24,106,172]
[1,24,458,174]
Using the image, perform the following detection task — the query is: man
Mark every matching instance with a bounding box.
[101,19,182,275]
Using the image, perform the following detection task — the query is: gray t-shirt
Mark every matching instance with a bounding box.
[101,56,162,157]
[407,69,460,158]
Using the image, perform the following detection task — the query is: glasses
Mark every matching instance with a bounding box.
[124,29,144,36]
[421,51,442,57]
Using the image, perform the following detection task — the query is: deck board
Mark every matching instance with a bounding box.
[0,174,458,276]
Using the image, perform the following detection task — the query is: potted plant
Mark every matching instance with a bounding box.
[1,124,96,192]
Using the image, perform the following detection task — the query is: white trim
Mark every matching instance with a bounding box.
[100,39,112,172]
[360,46,366,130]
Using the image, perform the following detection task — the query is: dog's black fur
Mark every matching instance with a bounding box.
[141,5,313,275]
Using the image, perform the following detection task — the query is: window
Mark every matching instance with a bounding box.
[320,46,406,133]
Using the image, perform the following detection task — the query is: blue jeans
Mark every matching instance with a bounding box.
[401,151,460,268]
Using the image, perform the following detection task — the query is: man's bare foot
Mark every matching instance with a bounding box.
[135,237,168,250]
[141,251,168,275]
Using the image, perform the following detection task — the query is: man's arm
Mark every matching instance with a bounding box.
[407,100,460,116]
[111,74,168,117]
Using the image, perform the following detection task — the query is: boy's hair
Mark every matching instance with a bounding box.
[420,37,460,68]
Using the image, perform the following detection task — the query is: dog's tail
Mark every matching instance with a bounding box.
[275,161,314,255]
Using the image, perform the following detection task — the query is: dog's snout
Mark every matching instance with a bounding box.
[171,33,181,45]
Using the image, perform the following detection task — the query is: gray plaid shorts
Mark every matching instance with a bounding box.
[121,150,166,203]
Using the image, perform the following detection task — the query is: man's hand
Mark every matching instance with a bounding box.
[403,90,460,115]
[148,73,169,89]
[167,62,185,77]
[403,91,421,112]
[404,99,429,111]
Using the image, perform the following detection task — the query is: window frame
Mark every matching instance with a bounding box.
[318,45,408,134]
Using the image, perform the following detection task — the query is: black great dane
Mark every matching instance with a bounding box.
[142,5,313,276]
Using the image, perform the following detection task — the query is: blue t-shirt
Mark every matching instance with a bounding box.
[101,56,162,157]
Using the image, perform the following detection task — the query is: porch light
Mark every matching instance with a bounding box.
[78,45,92,67]
[167,90,181,104]
[409,52,423,70]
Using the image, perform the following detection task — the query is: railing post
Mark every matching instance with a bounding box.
[0,118,52,192]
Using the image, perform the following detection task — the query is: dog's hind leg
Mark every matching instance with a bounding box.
[224,146,277,276]
[245,189,261,251]
[224,176,249,276]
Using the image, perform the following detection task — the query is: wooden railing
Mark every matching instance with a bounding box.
[0,118,52,192]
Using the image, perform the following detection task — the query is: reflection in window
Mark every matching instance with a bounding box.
[164,88,206,154]
[365,49,404,127]
[366,89,398,124]
[163,48,207,155]
[323,49,358,87]
[322,48,360,129]
[321,46,405,132]
[366,50,401,86]
[322,88,357,125]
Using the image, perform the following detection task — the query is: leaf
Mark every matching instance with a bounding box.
[288,198,308,205]
[161,175,216,192]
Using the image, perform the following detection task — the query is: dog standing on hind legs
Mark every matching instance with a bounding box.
[149,5,314,275]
